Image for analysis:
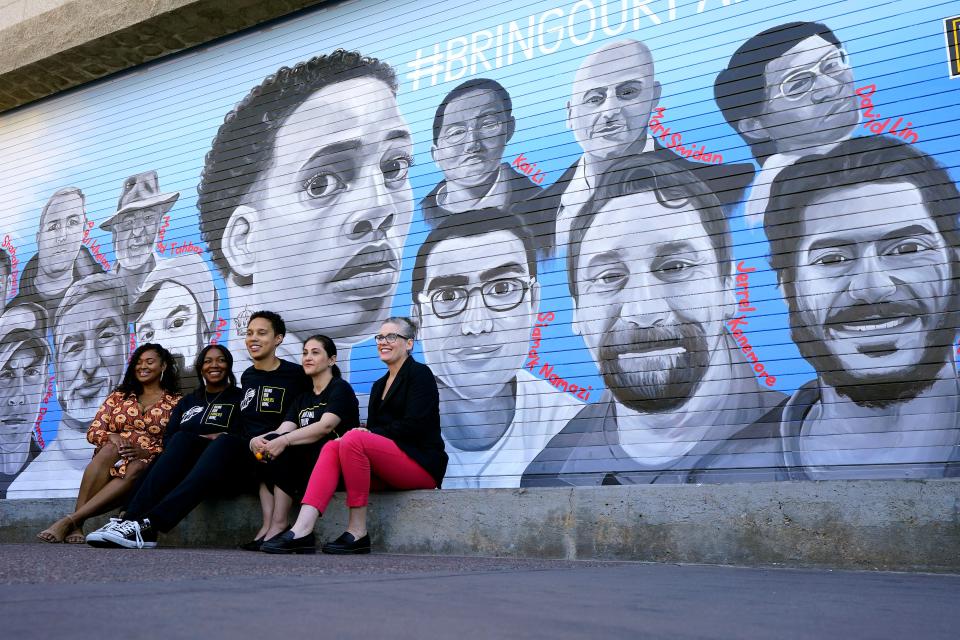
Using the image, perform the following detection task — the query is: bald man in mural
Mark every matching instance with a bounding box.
[101,170,180,301]
[12,187,103,324]
[0,303,48,498]
[764,136,960,479]
[199,49,414,376]
[8,273,127,498]
[523,153,787,487]
[518,39,754,255]
[715,21,860,224]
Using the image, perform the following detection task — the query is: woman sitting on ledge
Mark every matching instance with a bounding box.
[38,343,180,543]
[263,317,447,555]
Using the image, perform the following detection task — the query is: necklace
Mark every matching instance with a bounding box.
[204,387,226,406]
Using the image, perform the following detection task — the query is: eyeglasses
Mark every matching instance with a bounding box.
[775,48,850,101]
[441,116,505,145]
[374,333,409,344]
[115,211,158,232]
[419,277,532,319]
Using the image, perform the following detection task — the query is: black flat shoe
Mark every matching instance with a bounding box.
[321,531,371,555]
[238,537,265,552]
[261,530,316,554]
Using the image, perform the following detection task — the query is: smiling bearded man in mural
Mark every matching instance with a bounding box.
[411,208,582,487]
[8,273,128,498]
[198,49,414,378]
[132,252,217,391]
[715,21,860,225]
[522,152,787,487]
[12,187,103,326]
[764,136,960,479]
[516,38,753,256]
[101,171,180,302]
[421,79,542,229]
[0,303,48,498]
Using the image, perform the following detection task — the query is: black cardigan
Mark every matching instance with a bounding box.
[367,357,447,487]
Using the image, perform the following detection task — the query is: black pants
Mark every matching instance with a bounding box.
[125,432,257,532]
[259,440,325,500]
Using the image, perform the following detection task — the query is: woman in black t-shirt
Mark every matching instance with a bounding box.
[250,334,359,542]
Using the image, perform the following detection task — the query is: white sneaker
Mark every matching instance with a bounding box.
[86,517,124,547]
[100,519,158,549]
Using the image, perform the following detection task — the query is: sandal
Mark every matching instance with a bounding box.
[64,522,86,544]
[37,515,75,544]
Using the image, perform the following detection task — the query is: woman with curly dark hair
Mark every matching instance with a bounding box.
[37,343,181,543]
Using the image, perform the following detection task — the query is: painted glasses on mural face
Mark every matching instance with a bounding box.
[786,182,956,403]
[37,192,85,277]
[756,35,858,154]
[418,230,537,399]
[248,77,414,342]
[573,191,731,412]
[0,340,47,473]
[55,292,126,421]
[114,205,164,270]
[433,89,512,188]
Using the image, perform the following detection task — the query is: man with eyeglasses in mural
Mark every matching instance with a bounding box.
[8,273,128,498]
[101,170,180,302]
[764,136,960,479]
[715,21,860,224]
[522,153,787,487]
[412,208,582,487]
[422,79,542,229]
[12,187,103,325]
[0,303,48,498]
[198,49,414,378]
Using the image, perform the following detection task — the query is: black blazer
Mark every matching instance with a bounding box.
[368,357,447,487]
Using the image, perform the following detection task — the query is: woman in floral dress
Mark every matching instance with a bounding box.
[37,343,181,543]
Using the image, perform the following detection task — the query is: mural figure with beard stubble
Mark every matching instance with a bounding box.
[198,49,414,382]
[523,152,787,487]
[764,136,960,479]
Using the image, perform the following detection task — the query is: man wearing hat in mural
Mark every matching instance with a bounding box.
[101,170,180,301]
[12,187,103,325]
[8,273,127,498]
[198,49,414,376]
[132,252,218,388]
[0,303,49,498]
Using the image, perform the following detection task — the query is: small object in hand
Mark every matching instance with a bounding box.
[255,451,271,461]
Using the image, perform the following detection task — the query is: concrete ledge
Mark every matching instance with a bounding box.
[2,480,958,571]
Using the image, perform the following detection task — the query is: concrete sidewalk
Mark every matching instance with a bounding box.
[2,544,958,639]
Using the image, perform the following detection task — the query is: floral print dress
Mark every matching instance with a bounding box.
[86,390,182,478]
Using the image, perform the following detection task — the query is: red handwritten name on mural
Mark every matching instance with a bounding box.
[32,375,55,449]
[726,261,777,388]
[525,311,592,402]
[81,221,111,271]
[856,85,919,143]
[209,317,228,345]
[1,235,21,298]
[648,107,723,164]
[513,154,546,185]
[155,215,171,254]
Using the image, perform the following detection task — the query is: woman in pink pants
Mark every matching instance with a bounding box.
[262,317,447,554]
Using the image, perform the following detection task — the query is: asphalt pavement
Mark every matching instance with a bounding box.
[1,543,957,639]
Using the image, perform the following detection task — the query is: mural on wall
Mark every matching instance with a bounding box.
[1,0,958,497]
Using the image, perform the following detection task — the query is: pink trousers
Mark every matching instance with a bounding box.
[301,429,435,513]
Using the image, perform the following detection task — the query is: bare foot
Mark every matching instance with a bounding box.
[64,523,86,544]
[37,516,74,544]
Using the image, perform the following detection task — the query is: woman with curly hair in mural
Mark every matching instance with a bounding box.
[37,343,181,543]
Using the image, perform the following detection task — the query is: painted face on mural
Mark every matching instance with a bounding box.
[785,182,957,406]
[37,191,85,278]
[55,291,126,422]
[135,281,203,374]
[567,40,662,164]
[417,230,538,398]
[745,35,858,155]
[0,259,9,313]
[113,204,163,270]
[573,191,731,412]
[432,88,514,189]
[0,340,47,474]
[234,77,414,343]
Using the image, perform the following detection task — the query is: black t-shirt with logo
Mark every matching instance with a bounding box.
[283,377,360,441]
[240,359,312,439]
[163,385,245,444]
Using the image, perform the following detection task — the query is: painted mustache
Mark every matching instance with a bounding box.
[598,324,701,359]
[825,301,920,329]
